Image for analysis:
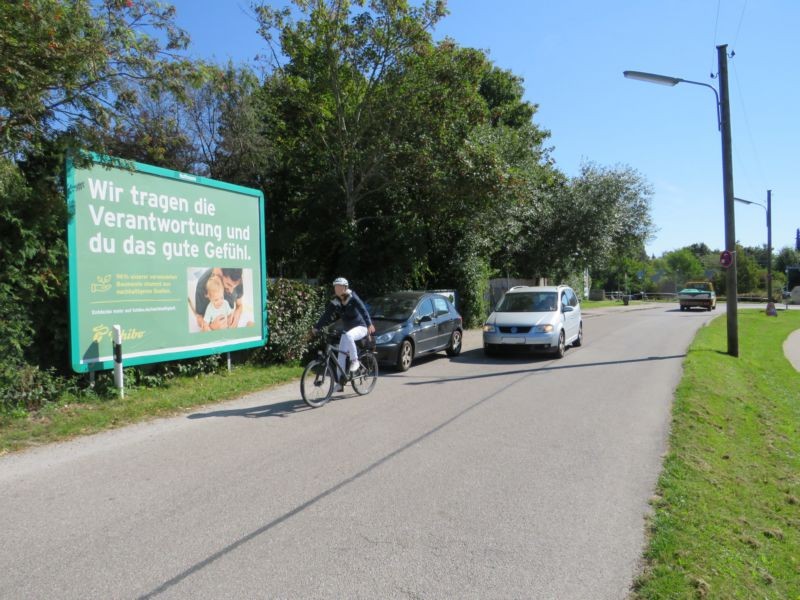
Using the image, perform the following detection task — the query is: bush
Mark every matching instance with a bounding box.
[1,364,65,414]
[252,278,327,364]
[451,251,492,328]
[0,154,71,373]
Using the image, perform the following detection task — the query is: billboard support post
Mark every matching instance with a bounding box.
[113,324,124,398]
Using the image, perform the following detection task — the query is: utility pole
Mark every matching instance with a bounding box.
[767,190,772,301]
[719,44,738,357]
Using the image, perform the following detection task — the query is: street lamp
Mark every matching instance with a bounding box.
[622,71,722,130]
[624,44,739,357]
[735,190,772,302]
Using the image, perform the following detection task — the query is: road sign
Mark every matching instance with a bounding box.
[719,250,733,268]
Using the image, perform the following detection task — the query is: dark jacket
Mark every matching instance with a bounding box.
[315,290,372,331]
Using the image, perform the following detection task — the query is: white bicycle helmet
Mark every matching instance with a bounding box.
[332,277,349,287]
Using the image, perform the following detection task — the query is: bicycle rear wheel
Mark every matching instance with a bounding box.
[351,352,378,395]
[301,359,334,408]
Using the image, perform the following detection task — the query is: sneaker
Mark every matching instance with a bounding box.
[334,384,344,393]
[348,360,361,372]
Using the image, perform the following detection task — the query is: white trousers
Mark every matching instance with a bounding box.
[338,326,368,374]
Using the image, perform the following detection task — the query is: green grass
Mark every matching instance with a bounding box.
[0,363,302,455]
[633,309,800,599]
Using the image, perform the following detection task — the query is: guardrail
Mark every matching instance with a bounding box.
[601,292,676,301]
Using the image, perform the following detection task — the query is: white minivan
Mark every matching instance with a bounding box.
[482,285,582,358]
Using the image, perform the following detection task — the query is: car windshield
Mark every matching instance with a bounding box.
[496,291,557,312]
[367,295,418,321]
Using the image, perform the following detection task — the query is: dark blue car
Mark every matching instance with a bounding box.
[367,291,463,371]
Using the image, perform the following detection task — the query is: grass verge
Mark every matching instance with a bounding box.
[633,309,800,598]
[0,363,302,455]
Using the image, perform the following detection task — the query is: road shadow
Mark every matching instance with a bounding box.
[187,398,310,419]
[405,349,687,386]
[186,391,359,420]
[378,345,571,374]
[452,346,555,366]
[376,351,455,376]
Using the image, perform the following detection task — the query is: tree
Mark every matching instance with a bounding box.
[686,242,711,259]
[0,0,199,380]
[381,45,553,297]
[713,243,759,296]
[1,0,197,160]
[663,248,704,289]
[95,91,200,173]
[254,0,446,221]
[775,246,800,277]
[735,245,760,293]
[776,246,800,292]
[249,1,556,305]
[533,163,654,281]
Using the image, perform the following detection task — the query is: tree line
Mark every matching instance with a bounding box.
[3,0,661,403]
[593,241,800,298]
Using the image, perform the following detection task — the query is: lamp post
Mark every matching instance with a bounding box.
[624,44,738,357]
[734,190,772,302]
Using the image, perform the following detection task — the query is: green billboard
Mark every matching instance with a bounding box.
[66,153,267,372]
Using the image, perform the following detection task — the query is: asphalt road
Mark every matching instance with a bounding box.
[0,304,720,599]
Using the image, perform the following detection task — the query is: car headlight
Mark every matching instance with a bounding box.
[483,324,496,333]
[534,324,554,333]
[375,332,395,344]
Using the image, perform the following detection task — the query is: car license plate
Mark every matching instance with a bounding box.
[502,337,525,344]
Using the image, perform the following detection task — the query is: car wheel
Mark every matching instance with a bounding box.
[553,331,566,358]
[445,329,462,357]
[573,323,583,347]
[396,339,413,371]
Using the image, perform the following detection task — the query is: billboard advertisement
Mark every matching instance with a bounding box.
[66,153,267,372]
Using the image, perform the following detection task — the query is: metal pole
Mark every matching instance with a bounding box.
[718,44,738,357]
[113,325,124,399]
[767,190,772,302]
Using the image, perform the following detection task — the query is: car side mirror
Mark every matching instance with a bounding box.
[418,315,432,323]
[562,305,574,313]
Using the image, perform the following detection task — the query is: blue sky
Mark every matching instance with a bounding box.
[168,0,799,259]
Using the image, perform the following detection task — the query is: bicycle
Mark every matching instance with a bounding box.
[301,328,379,408]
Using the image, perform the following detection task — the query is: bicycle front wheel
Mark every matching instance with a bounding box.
[351,353,378,395]
[301,359,334,408]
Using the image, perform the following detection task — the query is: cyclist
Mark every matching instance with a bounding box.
[313,277,375,386]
